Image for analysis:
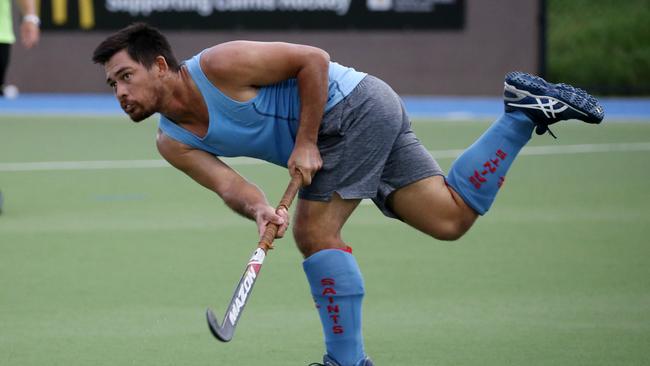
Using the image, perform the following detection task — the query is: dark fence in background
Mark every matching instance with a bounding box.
[7,0,542,95]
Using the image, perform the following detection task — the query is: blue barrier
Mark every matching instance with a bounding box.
[1,93,649,120]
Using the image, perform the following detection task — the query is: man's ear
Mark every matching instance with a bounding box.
[155,55,169,74]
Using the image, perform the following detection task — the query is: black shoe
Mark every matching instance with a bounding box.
[504,71,604,137]
[309,354,374,366]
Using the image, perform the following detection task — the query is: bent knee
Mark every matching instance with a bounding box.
[292,224,339,246]
[292,224,318,248]
[292,225,345,257]
[428,219,473,241]
[432,228,466,241]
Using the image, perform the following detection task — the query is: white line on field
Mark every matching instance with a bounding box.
[430,142,650,158]
[1,142,649,172]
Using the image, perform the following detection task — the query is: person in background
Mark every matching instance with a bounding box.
[0,0,40,98]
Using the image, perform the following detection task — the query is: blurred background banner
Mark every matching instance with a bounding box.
[38,0,464,30]
[10,0,647,95]
[11,0,531,94]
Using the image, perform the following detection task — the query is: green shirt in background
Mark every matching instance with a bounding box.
[0,0,16,44]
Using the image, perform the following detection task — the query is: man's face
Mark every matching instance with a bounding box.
[104,50,161,122]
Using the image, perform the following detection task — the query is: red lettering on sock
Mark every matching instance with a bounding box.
[484,161,496,173]
[321,278,335,286]
[320,277,345,336]
[469,150,510,189]
[470,170,487,188]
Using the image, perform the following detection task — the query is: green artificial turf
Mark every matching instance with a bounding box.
[1,115,649,365]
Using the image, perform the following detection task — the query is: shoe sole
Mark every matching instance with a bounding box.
[505,71,604,124]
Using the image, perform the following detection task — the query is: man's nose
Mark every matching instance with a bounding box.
[116,83,128,99]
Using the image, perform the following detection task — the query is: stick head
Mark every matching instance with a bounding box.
[206,308,234,342]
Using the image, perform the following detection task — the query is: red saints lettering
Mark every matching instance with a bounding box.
[321,278,344,335]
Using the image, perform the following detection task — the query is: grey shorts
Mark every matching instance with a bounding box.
[299,75,443,219]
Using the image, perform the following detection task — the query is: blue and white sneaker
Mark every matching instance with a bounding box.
[504,71,604,137]
[309,354,374,366]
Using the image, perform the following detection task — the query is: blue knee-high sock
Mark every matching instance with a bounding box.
[447,111,535,215]
[303,249,366,366]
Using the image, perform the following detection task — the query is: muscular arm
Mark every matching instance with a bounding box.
[156,131,288,237]
[200,41,330,185]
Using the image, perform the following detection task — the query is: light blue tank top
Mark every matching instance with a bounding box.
[159,50,366,167]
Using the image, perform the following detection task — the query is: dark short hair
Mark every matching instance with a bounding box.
[92,23,180,71]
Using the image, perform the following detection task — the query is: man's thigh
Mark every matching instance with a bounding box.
[388,175,478,240]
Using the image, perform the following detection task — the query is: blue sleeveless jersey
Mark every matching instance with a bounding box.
[159,51,366,167]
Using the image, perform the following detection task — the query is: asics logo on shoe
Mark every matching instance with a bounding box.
[507,98,571,119]
[504,82,588,120]
[503,72,604,125]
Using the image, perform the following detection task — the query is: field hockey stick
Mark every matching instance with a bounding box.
[206,174,302,342]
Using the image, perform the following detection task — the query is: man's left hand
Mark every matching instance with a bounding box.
[255,206,290,240]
